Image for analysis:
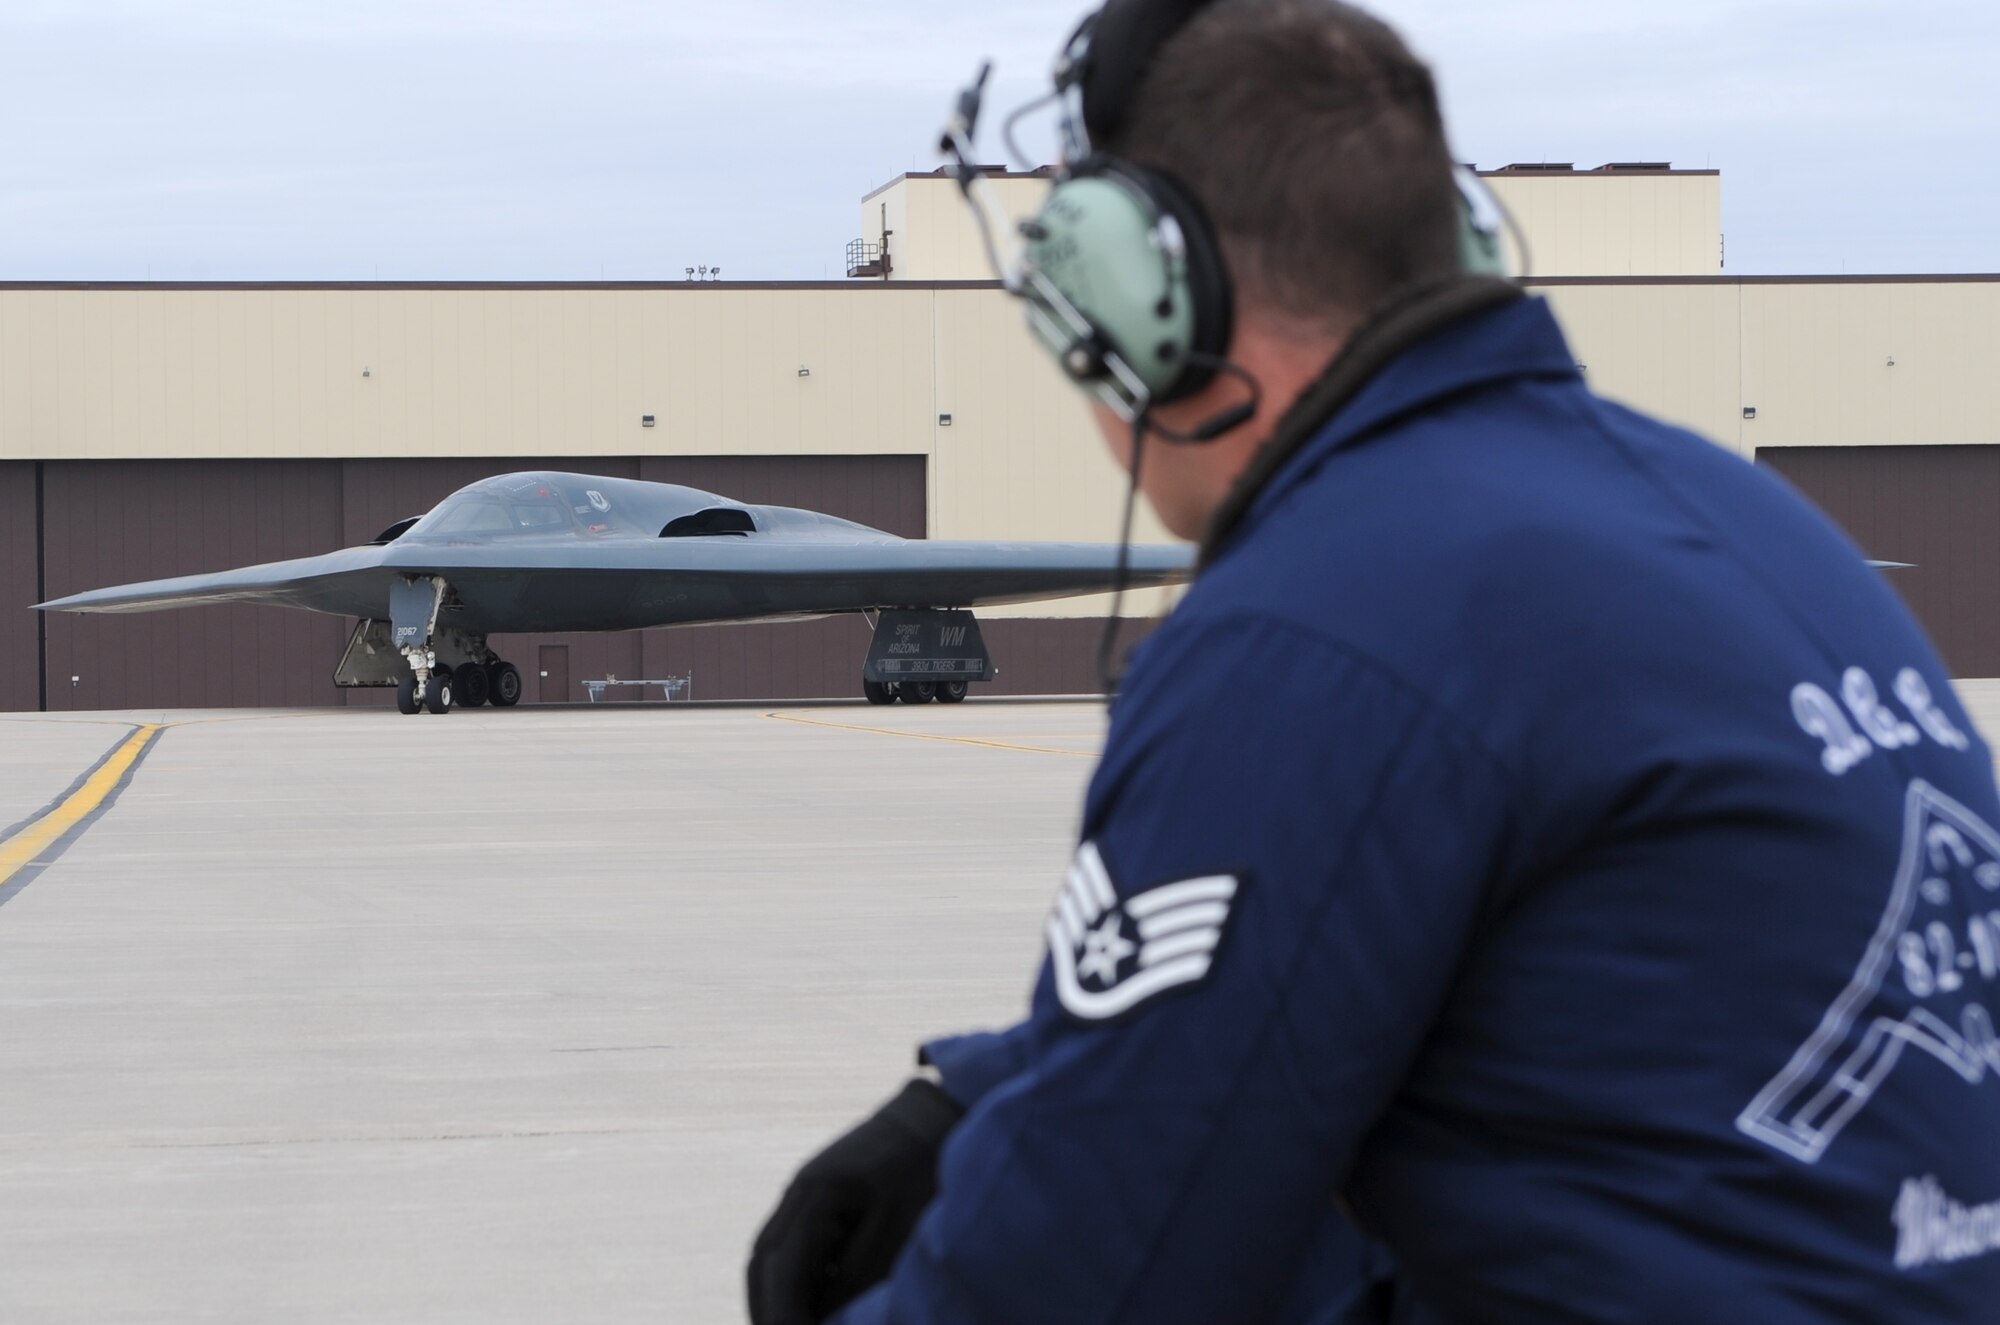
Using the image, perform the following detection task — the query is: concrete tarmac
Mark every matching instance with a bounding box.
[0,701,1105,1324]
[10,683,2000,1324]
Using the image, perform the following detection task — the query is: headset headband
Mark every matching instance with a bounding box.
[1061,0,1219,154]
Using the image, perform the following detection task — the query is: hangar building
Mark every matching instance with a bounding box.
[1,165,1995,712]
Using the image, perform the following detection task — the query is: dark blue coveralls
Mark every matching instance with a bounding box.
[836,293,2000,1323]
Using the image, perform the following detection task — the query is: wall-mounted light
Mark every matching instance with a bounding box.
[797,366,810,378]
[361,367,372,378]
[641,414,656,428]
[938,413,953,427]
[1887,356,1897,367]
[1743,407,1758,420]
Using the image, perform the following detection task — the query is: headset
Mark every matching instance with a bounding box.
[941,0,1514,444]
[939,0,1515,692]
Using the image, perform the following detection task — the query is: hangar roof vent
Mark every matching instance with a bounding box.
[1594,161,1674,172]
[1500,162,1575,172]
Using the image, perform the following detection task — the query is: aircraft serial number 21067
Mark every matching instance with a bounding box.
[38,472,1192,715]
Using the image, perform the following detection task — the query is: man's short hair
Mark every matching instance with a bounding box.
[1109,0,1465,328]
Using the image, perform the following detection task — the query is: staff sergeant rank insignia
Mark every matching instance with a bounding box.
[1048,843,1241,1021]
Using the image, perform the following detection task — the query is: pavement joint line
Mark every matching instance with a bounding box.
[127,1126,670,1149]
[0,715,142,728]
[0,710,333,728]
[0,723,164,906]
[761,710,1096,758]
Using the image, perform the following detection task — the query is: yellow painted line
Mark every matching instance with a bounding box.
[762,711,1097,759]
[0,724,163,891]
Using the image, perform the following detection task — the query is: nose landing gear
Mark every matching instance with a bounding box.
[336,604,525,716]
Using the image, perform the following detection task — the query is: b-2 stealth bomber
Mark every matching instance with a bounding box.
[38,471,1192,714]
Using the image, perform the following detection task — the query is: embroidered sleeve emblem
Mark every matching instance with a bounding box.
[1048,842,1240,1021]
[1739,780,2000,1163]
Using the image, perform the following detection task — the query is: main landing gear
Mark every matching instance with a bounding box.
[446,659,521,710]
[482,660,523,707]
[393,657,522,716]
[384,574,527,717]
[862,679,968,705]
[860,610,987,707]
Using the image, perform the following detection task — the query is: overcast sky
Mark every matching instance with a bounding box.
[0,0,1992,281]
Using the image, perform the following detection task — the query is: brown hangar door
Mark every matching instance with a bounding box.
[538,645,570,705]
[1758,444,2000,677]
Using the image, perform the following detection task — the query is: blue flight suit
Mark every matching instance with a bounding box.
[835,294,2000,1323]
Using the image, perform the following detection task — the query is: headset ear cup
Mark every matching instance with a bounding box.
[1112,165,1233,402]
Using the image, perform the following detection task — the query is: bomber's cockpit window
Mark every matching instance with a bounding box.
[418,475,648,539]
[513,501,565,527]
[502,482,570,530]
[427,500,515,534]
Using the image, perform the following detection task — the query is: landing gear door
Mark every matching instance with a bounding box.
[333,619,402,688]
[864,610,996,683]
[389,575,444,650]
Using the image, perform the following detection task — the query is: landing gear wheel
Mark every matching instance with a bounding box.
[396,675,421,715]
[454,662,490,709]
[488,661,523,707]
[423,672,453,715]
[862,679,896,705]
[900,681,936,705]
[935,680,968,704]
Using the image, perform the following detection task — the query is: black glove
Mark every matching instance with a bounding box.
[748,1078,964,1325]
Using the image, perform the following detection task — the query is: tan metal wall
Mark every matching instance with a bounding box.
[4,275,1997,622]
[1536,282,1744,448]
[865,168,1722,283]
[1537,278,2000,460]
[0,281,1170,620]
[864,172,1052,284]
[0,286,938,461]
[1483,171,1721,277]
[8,279,1994,461]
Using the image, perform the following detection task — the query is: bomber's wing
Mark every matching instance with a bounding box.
[38,536,1194,632]
[671,537,1195,611]
[35,545,397,616]
[372,536,1195,631]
